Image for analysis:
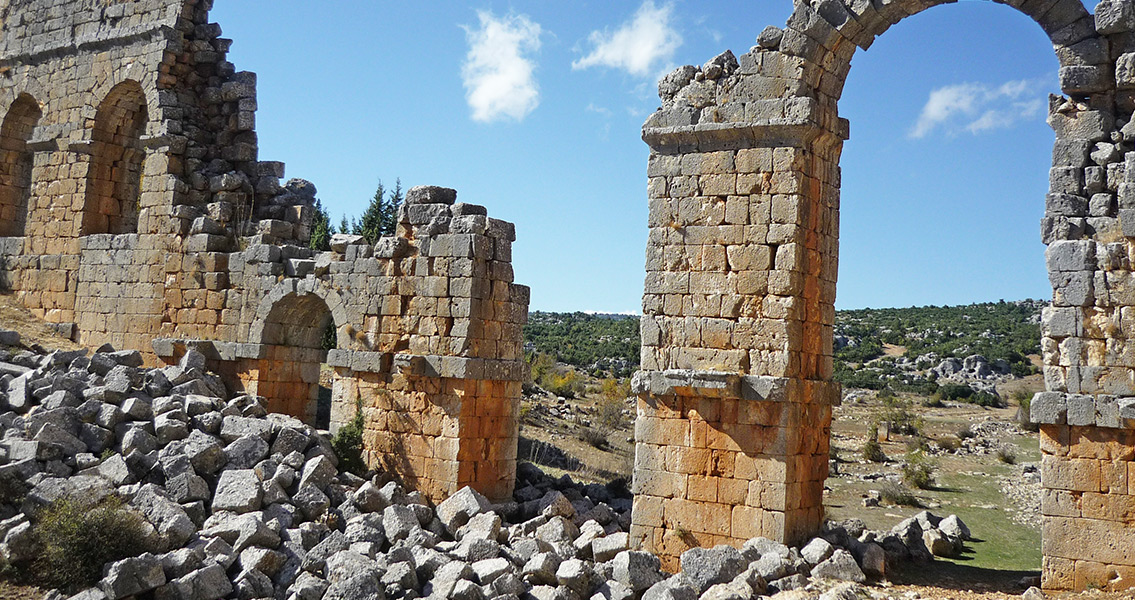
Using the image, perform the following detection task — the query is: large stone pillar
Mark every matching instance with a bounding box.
[632,99,844,569]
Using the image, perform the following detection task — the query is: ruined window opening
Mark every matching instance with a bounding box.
[0,94,41,237]
[81,80,147,236]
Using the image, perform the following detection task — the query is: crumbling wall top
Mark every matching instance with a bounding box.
[0,0,192,60]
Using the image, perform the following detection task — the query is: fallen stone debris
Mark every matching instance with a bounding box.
[0,340,971,600]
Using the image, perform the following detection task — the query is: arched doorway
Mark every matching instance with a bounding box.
[0,94,41,237]
[82,80,147,236]
[635,0,1121,589]
[253,291,338,425]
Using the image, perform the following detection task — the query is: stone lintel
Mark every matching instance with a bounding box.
[641,98,840,154]
[631,369,795,403]
[152,338,267,361]
[389,352,527,382]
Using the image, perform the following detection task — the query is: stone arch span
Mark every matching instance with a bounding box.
[635,0,1129,589]
[82,80,148,236]
[0,93,41,237]
[246,280,356,425]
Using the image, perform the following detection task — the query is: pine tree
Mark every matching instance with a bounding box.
[308,198,332,251]
[353,178,404,244]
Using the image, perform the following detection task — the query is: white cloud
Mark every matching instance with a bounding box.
[910,79,1045,139]
[461,11,542,123]
[585,103,612,117]
[572,1,682,77]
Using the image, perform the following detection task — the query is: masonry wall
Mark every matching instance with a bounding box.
[637,0,1135,588]
[0,0,529,503]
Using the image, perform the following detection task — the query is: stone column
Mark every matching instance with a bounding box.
[633,102,843,569]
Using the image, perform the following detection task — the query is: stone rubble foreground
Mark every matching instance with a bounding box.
[0,339,967,600]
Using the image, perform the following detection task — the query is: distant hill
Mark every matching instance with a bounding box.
[524,312,639,377]
[524,300,1045,389]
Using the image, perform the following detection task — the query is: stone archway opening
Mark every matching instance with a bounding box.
[635,0,1123,588]
[0,93,41,237]
[82,80,147,236]
[822,5,1058,557]
[255,291,337,426]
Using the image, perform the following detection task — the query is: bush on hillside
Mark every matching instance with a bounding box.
[30,495,151,592]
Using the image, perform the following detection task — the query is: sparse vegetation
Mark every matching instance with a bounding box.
[1014,389,1039,432]
[578,428,608,449]
[596,378,630,430]
[527,352,585,398]
[901,450,938,490]
[29,495,151,592]
[524,312,638,377]
[936,436,961,452]
[861,423,887,463]
[877,390,922,437]
[331,402,366,476]
[878,480,921,507]
[996,446,1017,464]
[937,383,1004,408]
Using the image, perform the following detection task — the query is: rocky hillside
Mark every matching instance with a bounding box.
[526,301,1045,397]
[0,331,987,600]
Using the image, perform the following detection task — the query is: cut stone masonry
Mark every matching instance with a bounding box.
[637,0,1135,588]
[0,0,528,503]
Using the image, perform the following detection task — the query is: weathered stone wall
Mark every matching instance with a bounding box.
[636,0,1135,588]
[0,0,528,503]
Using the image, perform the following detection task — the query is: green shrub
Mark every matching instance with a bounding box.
[578,428,608,449]
[996,446,1017,465]
[31,495,150,592]
[331,405,366,476]
[544,367,584,398]
[595,378,630,430]
[937,437,961,452]
[861,424,887,463]
[878,480,921,507]
[878,395,921,437]
[904,436,929,452]
[936,383,1003,407]
[901,450,937,490]
[1014,390,1039,432]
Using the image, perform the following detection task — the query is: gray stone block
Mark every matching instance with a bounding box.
[1031,392,1068,425]
[1066,394,1096,426]
[1046,240,1096,272]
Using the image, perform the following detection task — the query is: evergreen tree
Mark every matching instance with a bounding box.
[308,198,333,251]
[353,179,403,244]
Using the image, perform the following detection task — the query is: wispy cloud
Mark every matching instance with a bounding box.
[585,103,612,117]
[910,80,1045,139]
[572,1,682,78]
[461,11,542,123]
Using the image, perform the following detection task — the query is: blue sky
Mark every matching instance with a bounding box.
[211,1,1088,313]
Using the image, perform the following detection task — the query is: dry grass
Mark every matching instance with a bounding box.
[0,293,82,351]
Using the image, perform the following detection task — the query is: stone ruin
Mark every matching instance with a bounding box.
[10,0,1135,592]
[635,0,1135,590]
[0,0,529,504]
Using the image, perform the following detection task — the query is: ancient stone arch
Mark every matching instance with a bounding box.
[249,291,337,423]
[82,80,148,236]
[635,0,1133,589]
[0,0,529,504]
[0,93,41,237]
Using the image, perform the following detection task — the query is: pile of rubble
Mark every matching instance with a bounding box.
[0,339,969,600]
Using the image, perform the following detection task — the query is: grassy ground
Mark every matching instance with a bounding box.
[523,372,1047,583]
